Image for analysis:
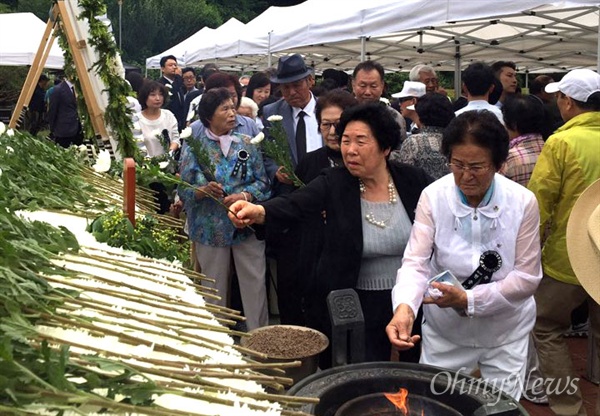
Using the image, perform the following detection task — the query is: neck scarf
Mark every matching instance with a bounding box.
[206,128,239,157]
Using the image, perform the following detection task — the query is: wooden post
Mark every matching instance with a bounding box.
[123,158,136,226]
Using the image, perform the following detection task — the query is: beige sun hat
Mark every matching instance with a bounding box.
[566,178,600,304]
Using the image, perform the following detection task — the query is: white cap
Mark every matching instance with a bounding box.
[392,81,426,99]
[545,69,600,102]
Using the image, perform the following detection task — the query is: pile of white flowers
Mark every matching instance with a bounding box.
[16,210,292,416]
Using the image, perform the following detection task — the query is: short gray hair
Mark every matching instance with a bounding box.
[409,64,436,82]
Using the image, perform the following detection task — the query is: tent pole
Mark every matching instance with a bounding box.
[268,31,272,68]
[454,44,461,100]
[360,36,366,62]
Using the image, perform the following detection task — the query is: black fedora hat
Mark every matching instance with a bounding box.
[271,54,313,84]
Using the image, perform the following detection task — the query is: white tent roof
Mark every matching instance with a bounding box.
[0,12,65,69]
[146,18,244,69]
[182,0,599,73]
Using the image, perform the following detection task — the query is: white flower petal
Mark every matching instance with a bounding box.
[158,161,169,169]
[0,122,5,135]
[6,129,14,137]
[250,132,264,145]
[180,127,192,139]
[267,115,283,122]
[0,167,3,177]
[5,146,14,153]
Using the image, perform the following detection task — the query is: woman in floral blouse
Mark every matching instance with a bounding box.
[392,92,454,180]
[179,88,270,330]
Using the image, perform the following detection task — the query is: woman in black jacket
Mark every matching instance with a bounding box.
[230,103,431,366]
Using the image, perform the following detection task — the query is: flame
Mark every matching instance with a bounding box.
[384,388,409,415]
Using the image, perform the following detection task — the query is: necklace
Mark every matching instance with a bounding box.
[359,175,398,228]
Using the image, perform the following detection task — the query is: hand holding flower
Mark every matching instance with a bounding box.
[195,181,224,200]
[275,166,294,185]
[228,201,266,227]
[223,192,250,207]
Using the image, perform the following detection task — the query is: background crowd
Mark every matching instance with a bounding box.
[42,52,600,415]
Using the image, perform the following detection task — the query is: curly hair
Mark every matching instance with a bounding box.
[198,88,233,128]
[337,102,399,152]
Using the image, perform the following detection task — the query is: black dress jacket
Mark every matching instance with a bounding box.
[262,160,432,298]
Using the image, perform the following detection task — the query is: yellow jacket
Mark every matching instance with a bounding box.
[528,111,600,285]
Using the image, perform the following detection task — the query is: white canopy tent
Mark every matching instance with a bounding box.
[0,12,65,69]
[145,18,244,69]
[181,0,599,80]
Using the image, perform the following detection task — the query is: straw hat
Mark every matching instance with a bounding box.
[566,179,600,303]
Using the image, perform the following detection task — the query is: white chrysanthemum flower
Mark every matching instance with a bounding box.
[158,161,169,170]
[250,132,264,145]
[6,129,14,137]
[78,144,87,153]
[5,146,14,153]
[92,149,111,173]
[267,115,283,122]
[132,121,141,131]
[180,127,192,139]
[0,122,5,135]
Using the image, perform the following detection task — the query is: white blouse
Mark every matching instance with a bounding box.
[134,109,180,157]
[392,173,542,347]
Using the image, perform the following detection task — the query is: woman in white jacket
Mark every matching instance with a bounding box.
[386,110,543,401]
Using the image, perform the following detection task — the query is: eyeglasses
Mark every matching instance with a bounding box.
[447,163,491,175]
[320,121,339,131]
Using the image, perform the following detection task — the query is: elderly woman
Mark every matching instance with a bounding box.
[392,92,454,180]
[179,88,271,331]
[135,80,180,157]
[229,103,431,364]
[386,110,542,400]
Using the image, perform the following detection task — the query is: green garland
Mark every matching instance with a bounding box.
[53,0,138,159]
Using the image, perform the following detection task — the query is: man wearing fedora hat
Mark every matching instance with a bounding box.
[263,53,320,183]
[262,54,322,326]
[528,68,600,416]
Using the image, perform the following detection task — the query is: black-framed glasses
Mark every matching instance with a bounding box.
[446,163,491,175]
[320,121,339,131]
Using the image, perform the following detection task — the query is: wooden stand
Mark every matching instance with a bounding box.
[9,0,110,145]
[123,158,136,226]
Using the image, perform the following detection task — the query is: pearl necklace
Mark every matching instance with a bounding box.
[359,175,398,228]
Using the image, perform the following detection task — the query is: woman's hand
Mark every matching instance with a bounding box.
[195,181,224,200]
[275,166,294,185]
[423,282,468,309]
[386,304,421,350]
[228,201,266,228]
[223,193,249,207]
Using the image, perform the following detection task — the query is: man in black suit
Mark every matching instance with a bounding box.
[158,55,186,131]
[47,79,83,148]
[262,54,322,326]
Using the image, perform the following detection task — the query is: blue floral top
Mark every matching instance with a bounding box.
[179,131,271,247]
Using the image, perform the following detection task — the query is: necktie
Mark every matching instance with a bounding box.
[295,110,307,162]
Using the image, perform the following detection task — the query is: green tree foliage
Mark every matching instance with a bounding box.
[207,0,268,23]
[15,0,52,20]
[105,0,223,66]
